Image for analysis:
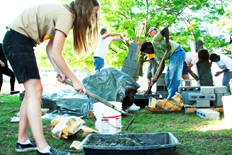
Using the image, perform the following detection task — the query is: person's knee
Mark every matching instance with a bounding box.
[24,80,43,99]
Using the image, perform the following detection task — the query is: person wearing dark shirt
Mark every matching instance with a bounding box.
[0,43,18,94]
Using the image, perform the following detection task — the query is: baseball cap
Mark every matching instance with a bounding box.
[147,27,157,34]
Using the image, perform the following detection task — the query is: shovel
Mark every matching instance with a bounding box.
[61,77,135,130]
[146,50,168,96]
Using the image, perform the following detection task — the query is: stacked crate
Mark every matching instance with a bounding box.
[178,86,227,107]
[121,43,140,81]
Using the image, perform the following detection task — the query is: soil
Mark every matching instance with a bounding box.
[86,135,147,146]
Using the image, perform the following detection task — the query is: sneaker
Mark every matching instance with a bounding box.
[15,140,37,152]
[36,147,70,155]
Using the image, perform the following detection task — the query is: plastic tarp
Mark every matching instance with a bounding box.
[42,67,140,118]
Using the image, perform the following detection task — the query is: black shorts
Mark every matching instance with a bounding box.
[2,28,40,83]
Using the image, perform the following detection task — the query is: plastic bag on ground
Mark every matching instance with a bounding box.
[51,116,85,139]
[149,92,184,112]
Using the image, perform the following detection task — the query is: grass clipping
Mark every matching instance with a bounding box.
[149,92,184,112]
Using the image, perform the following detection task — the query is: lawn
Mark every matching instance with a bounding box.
[0,94,232,155]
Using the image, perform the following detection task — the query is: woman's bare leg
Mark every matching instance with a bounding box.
[17,79,48,150]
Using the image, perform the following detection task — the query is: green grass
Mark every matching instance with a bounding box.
[0,95,232,155]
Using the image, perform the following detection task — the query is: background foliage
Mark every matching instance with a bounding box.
[36,0,232,74]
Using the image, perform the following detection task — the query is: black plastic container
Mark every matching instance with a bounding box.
[134,94,162,108]
[80,132,180,155]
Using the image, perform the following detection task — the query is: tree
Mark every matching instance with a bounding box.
[36,0,231,74]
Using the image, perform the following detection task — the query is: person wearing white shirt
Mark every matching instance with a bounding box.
[210,53,232,93]
[93,28,125,70]
[182,49,210,86]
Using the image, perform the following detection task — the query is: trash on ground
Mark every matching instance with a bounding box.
[128,103,140,111]
[10,112,20,123]
[10,108,49,123]
[70,141,82,150]
[51,116,99,139]
[51,116,85,139]
[148,92,184,112]
[41,108,50,115]
[81,126,100,138]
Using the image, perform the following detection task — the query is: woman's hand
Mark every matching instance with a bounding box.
[72,80,86,94]
[56,74,86,94]
[56,73,66,83]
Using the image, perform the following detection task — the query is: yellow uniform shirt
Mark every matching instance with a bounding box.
[8,3,75,45]
[148,53,155,60]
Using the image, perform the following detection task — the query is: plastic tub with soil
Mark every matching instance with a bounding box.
[80,132,180,155]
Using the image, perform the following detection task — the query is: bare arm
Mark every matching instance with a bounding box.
[112,38,124,42]
[221,48,231,52]
[138,39,148,46]
[215,69,229,76]
[102,33,123,40]
[188,63,199,81]
[46,30,86,94]
[160,27,171,51]
[187,63,194,77]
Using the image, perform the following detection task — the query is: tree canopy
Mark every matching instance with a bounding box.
[36,0,232,73]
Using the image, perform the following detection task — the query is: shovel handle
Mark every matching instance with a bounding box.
[58,75,135,130]
[61,77,128,115]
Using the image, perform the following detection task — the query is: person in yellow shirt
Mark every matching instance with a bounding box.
[2,0,99,154]
[140,27,158,94]
[140,41,158,94]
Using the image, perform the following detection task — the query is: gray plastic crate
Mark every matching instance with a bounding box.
[80,132,180,155]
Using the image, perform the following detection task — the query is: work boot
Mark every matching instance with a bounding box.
[36,147,70,155]
[15,140,37,152]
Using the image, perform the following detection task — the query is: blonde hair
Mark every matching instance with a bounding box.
[71,0,99,55]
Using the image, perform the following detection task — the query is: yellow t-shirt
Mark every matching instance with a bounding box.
[8,3,75,45]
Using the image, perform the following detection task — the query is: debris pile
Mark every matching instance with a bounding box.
[148,93,184,112]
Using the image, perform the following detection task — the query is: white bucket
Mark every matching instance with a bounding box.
[93,102,122,134]
[222,96,232,124]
